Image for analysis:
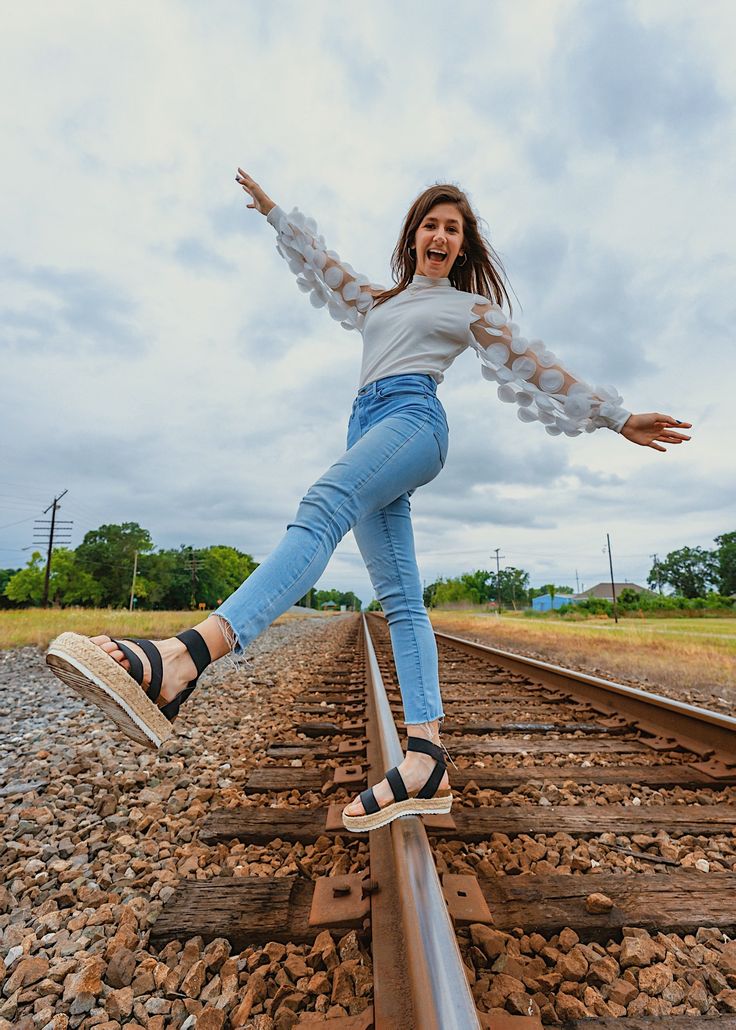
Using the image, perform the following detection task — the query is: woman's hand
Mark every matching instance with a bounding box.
[620,413,693,452]
[235,168,276,216]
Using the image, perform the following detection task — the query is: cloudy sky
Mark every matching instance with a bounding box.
[2,0,734,607]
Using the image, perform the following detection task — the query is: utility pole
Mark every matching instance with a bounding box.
[492,548,506,616]
[34,490,71,608]
[129,550,139,611]
[606,533,619,624]
[184,548,204,608]
[650,553,662,594]
[575,569,580,594]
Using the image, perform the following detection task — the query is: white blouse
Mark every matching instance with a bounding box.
[266,204,631,436]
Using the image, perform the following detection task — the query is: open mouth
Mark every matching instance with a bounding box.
[427,250,447,262]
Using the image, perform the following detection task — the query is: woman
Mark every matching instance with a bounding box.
[46,170,692,833]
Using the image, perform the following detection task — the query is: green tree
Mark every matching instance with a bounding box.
[49,549,103,606]
[427,567,532,609]
[4,552,45,605]
[714,532,736,596]
[76,523,154,607]
[459,569,493,604]
[487,567,532,609]
[433,578,477,606]
[137,549,184,608]
[647,546,718,598]
[0,568,20,608]
[197,546,258,608]
[4,550,101,607]
[135,545,258,610]
[312,588,362,611]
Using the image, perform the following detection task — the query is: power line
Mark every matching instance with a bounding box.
[37,490,69,608]
[604,532,619,625]
[491,547,506,615]
[184,548,207,607]
[0,513,45,532]
[129,550,139,612]
[650,553,662,594]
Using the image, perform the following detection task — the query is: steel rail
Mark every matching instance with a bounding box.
[362,615,482,1030]
[430,627,736,763]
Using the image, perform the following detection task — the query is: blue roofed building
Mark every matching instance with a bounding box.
[532,593,580,612]
[532,581,653,611]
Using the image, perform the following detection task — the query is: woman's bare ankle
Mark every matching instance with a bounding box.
[192,615,235,662]
[404,719,442,745]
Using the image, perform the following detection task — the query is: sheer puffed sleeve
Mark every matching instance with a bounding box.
[467,299,631,436]
[266,205,385,333]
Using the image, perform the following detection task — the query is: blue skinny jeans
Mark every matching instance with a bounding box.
[214,373,449,724]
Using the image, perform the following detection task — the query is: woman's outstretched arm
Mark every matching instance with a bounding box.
[236,168,383,332]
[467,300,692,449]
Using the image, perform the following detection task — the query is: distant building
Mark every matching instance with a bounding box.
[532,581,655,611]
[532,593,579,612]
[573,581,654,602]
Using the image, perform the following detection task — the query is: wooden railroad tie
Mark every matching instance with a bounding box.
[199,803,736,846]
[240,761,736,796]
[150,869,736,952]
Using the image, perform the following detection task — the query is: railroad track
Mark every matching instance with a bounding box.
[151,613,736,1028]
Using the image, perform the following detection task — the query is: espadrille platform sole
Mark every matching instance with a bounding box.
[46,632,173,751]
[341,790,453,833]
[342,735,453,833]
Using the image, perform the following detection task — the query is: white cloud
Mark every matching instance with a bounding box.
[1,0,733,608]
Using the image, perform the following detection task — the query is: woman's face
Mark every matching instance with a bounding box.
[413,202,465,278]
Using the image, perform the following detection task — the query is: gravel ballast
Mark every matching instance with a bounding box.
[1,615,371,1029]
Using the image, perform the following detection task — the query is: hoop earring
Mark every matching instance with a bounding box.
[456,252,467,267]
[407,244,416,256]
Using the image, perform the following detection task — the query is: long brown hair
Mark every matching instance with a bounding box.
[372,183,513,315]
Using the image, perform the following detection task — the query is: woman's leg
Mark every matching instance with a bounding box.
[91,406,444,702]
[343,494,448,817]
[353,493,442,724]
[210,406,442,653]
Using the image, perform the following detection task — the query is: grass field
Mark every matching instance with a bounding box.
[0,608,323,650]
[428,610,736,710]
[4,606,734,713]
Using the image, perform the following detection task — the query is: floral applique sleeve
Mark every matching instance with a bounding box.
[467,299,631,435]
[267,205,386,333]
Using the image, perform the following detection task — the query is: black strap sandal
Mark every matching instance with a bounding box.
[341,736,453,833]
[46,629,212,751]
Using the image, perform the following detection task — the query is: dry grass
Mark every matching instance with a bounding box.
[0,607,325,651]
[429,610,736,712]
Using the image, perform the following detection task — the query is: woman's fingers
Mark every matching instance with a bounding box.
[654,414,693,428]
[235,170,257,209]
[235,168,269,213]
[236,168,260,193]
[624,413,693,450]
[235,170,254,192]
[655,430,690,442]
[646,429,692,449]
